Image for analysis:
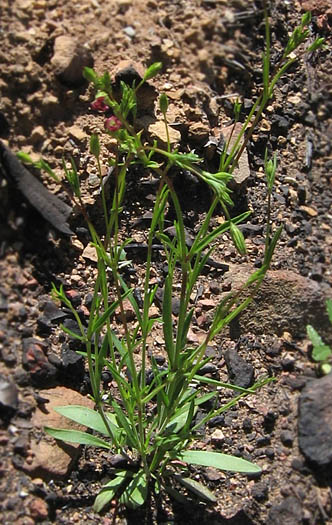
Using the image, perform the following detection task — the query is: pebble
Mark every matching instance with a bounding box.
[280,430,294,447]
[29,497,49,520]
[30,125,46,145]
[299,205,318,217]
[68,125,88,144]
[211,428,225,444]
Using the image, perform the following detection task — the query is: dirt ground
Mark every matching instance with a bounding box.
[0,0,332,524]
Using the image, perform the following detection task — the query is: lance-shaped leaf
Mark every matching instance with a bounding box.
[44,427,112,449]
[178,450,261,474]
[93,471,128,512]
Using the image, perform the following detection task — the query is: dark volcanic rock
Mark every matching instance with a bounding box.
[224,348,254,388]
[298,373,332,469]
[61,346,85,381]
[22,338,57,386]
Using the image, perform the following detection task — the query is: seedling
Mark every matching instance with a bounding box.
[35,6,324,516]
[307,299,332,376]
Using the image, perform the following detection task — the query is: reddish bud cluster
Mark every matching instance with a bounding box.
[91,97,109,112]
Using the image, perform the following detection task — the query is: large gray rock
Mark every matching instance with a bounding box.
[298,373,332,469]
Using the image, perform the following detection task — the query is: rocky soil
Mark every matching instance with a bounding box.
[0,0,332,524]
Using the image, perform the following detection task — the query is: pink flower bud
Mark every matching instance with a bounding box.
[91,97,109,112]
[104,116,122,132]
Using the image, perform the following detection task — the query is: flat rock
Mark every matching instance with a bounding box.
[22,386,94,480]
[298,373,332,469]
[223,264,332,338]
[148,121,181,147]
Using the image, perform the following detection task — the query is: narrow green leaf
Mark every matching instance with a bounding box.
[193,375,256,394]
[179,450,261,473]
[163,275,175,365]
[119,470,147,509]
[112,402,138,449]
[94,471,128,512]
[175,475,216,503]
[44,427,112,449]
[264,225,283,267]
[60,324,86,342]
[180,308,194,348]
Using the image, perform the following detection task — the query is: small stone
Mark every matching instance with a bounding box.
[224,348,254,388]
[30,125,46,145]
[187,121,210,144]
[43,301,68,322]
[251,481,269,502]
[198,298,216,310]
[68,125,88,144]
[280,430,294,447]
[208,415,225,428]
[123,26,135,37]
[82,244,98,262]
[88,172,100,187]
[61,347,85,380]
[115,298,136,322]
[205,467,224,481]
[211,428,225,444]
[299,205,318,217]
[51,36,93,87]
[242,417,253,433]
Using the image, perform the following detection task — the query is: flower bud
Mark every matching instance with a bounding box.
[230,222,247,255]
[159,93,168,114]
